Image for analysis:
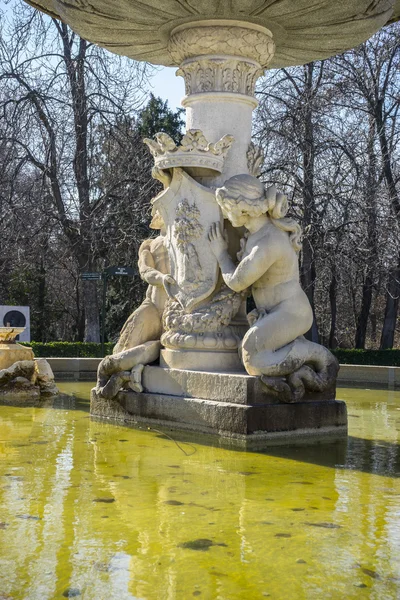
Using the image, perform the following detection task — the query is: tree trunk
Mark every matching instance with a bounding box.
[328,265,337,348]
[60,28,100,342]
[301,62,319,343]
[355,116,377,349]
[355,272,374,348]
[36,258,46,342]
[380,257,400,349]
[375,102,400,348]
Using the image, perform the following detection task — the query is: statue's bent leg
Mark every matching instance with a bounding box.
[101,371,131,399]
[113,300,162,354]
[97,340,160,399]
[241,306,311,377]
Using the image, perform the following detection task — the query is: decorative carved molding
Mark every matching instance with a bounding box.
[174,199,203,288]
[161,285,245,351]
[143,130,234,173]
[168,24,275,67]
[177,57,264,97]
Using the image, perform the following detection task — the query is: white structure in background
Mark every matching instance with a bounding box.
[0,306,31,342]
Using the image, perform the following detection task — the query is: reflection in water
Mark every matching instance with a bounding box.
[0,383,399,599]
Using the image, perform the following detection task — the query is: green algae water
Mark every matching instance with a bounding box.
[1,384,400,600]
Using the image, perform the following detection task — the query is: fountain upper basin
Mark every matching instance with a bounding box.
[0,327,26,343]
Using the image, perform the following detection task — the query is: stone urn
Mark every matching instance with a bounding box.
[0,327,34,370]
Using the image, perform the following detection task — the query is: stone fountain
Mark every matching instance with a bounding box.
[25,0,399,445]
[0,327,58,403]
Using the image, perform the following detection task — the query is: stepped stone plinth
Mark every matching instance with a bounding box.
[90,366,347,448]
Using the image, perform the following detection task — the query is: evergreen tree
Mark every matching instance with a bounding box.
[136,93,184,143]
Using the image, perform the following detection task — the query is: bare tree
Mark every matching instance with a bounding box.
[331,25,400,348]
[0,2,149,341]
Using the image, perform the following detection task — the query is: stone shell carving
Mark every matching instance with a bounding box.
[177,58,264,97]
[143,129,234,174]
[169,25,275,66]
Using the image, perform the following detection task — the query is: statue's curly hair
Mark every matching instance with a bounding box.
[216,175,302,252]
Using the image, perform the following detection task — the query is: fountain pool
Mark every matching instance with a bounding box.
[0,383,399,599]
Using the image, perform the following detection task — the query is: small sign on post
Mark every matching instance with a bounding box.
[81,272,102,281]
[100,266,135,356]
[106,266,135,277]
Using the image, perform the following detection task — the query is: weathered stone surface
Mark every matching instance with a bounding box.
[160,349,244,373]
[0,343,34,370]
[0,358,59,402]
[142,365,336,404]
[35,358,55,383]
[90,387,347,445]
[24,2,397,69]
[0,360,36,384]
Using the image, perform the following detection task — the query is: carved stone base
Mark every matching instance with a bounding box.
[160,348,244,372]
[90,366,347,448]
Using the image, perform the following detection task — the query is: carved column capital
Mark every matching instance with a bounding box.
[168,22,275,67]
[177,57,265,97]
[169,21,275,99]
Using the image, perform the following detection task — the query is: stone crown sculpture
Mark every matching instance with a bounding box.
[143,130,234,174]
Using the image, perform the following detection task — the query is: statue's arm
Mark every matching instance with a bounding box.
[218,244,276,292]
[209,223,277,292]
[138,239,164,286]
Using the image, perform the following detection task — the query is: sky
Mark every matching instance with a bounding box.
[149,66,185,111]
[2,0,185,111]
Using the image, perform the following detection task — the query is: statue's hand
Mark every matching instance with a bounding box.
[247,308,266,327]
[208,222,228,259]
[162,274,177,299]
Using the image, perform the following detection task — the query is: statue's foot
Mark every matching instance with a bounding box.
[129,364,144,393]
[100,371,131,399]
[260,375,293,403]
[288,365,326,399]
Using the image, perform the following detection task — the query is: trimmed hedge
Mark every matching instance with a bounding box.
[331,349,400,366]
[20,342,400,365]
[21,341,114,358]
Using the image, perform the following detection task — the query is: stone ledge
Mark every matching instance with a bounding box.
[338,364,400,388]
[46,358,101,372]
[142,365,335,405]
[45,359,400,389]
[90,387,347,446]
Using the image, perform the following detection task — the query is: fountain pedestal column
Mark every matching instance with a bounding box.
[149,23,274,373]
[171,22,274,186]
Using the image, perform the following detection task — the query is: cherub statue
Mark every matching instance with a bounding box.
[96,209,175,399]
[113,209,174,354]
[208,174,338,402]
